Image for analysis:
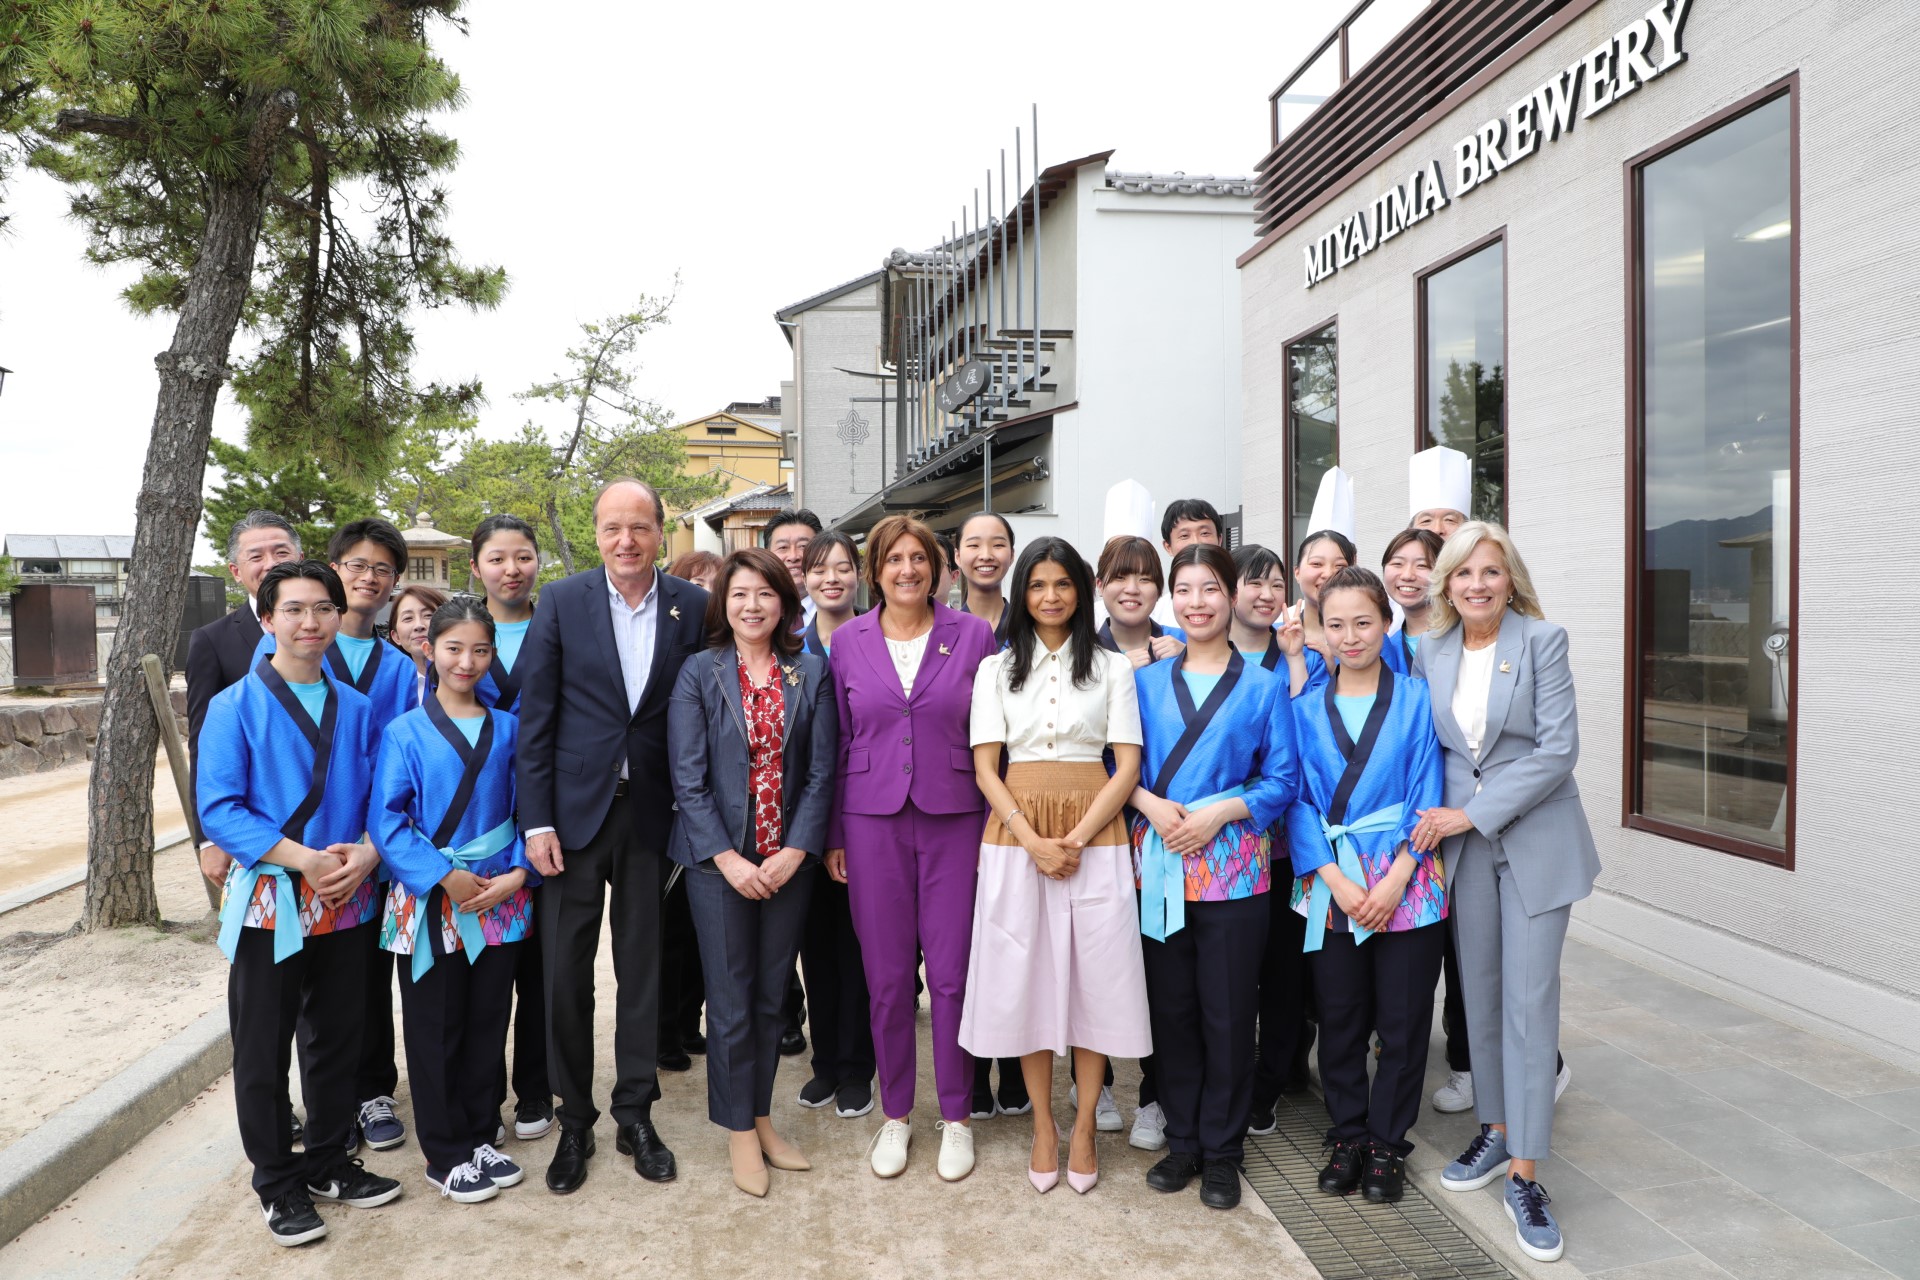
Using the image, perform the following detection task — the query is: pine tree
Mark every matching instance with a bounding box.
[1,1,505,929]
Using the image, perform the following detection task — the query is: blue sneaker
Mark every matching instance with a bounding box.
[472,1142,524,1188]
[426,1161,497,1204]
[1441,1124,1511,1191]
[357,1096,407,1151]
[1505,1174,1565,1262]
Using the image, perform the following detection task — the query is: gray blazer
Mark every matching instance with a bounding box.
[666,645,839,868]
[1415,608,1601,916]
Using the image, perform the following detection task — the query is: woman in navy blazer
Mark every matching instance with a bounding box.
[823,515,999,1183]
[667,548,837,1198]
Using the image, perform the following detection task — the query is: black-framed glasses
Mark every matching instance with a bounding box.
[335,559,397,582]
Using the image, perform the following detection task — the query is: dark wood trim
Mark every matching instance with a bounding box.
[1620,74,1798,872]
[1413,228,1507,525]
[1280,314,1340,567]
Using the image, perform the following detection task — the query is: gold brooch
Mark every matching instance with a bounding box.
[669,606,681,620]
[783,665,801,686]
[938,643,951,656]
[1499,661,1512,673]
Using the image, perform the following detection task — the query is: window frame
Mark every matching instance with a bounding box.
[1621,75,1800,870]
[1281,315,1340,570]
[1414,227,1509,526]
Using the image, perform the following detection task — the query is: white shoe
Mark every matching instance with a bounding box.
[869,1118,911,1178]
[1554,1060,1572,1103]
[1066,1083,1126,1133]
[1129,1101,1168,1151]
[1433,1070,1475,1113]
[935,1119,975,1182]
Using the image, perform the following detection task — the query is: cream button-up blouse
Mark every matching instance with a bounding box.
[969,639,1143,764]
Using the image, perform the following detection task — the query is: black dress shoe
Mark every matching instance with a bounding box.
[546,1127,595,1195]
[778,1028,807,1057]
[684,1031,707,1055]
[616,1120,677,1182]
[1146,1151,1202,1193]
[1200,1159,1242,1210]
[1318,1138,1364,1195]
[657,1048,693,1072]
[1362,1145,1406,1203]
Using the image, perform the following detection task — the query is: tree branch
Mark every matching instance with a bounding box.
[245,88,299,182]
[54,108,143,139]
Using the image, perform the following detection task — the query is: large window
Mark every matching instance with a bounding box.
[1628,85,1796,865]
[1418,236,1505,523]
[1283,321,1338,565]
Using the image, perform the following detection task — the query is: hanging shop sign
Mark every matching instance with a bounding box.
[936,359,993,413]
[1304,0,1694,288]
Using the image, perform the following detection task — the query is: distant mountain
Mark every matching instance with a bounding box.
[1645,507,1772,601]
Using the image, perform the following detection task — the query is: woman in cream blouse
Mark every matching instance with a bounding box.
[960,536,1147,1196]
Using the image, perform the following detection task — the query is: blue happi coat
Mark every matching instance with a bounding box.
[474,621,529,714]
[252,630,416,742]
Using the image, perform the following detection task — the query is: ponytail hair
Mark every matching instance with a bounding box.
[424,596,496,692]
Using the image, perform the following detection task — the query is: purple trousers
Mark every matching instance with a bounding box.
[843,805,981,1122]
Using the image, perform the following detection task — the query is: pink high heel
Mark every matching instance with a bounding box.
[1067,1166,1099,1194]
[1029,1166,1060,1193]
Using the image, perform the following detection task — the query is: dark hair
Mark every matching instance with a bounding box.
[933,531,959,574]
[863,515,944,605]
[471,513,539,559]
[594,476,665,525]
[1004,538,1098,693]
[327,518,407,572]
[1382,526,1443,567]
[257,560,346,617]
[1319,566,1392,623]
[1161,498,1224,545]
[1295,528,1357,566]
[704,548,802,656]
[1168,544,1238,599]
[424,596,495,692]
[666,550,721,583]
[226,510,300,561]
[802,530,860,576]
[1096,535,1164,590]
[959,511,1016,549]
[388,583,449,633]
[1231,542,1286,584]
[761,508,823,546]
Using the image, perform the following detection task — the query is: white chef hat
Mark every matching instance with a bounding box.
[1408,446,1472,522]
[1307,466,1356,542]
[1102,478,1158,544]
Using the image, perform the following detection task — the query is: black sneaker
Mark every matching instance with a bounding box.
[1317,1138,1364,1195]
[1362,1144,1407,1203]
[969,1075,997,1121]
[797,1076,838,1109]
[834,1079,875,1119]
[514,1098,554,1140]
[288,1113,305,1149]
[996,1080,1032,1116]
[261,1188,327,1247]
[307,1157,402,1209]
[1199,1159,1242,1210]
[1246,1100,1278,1136]
[1146,1151,1202,1193]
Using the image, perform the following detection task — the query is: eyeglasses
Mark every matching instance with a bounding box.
[336,559,397,582]
[274,603,341,621]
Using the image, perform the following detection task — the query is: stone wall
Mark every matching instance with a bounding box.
[0,692,188,780]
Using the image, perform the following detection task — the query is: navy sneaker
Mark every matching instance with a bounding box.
[427,1161,498,1204]
[1441,1124,1511,1192]
[356,1096,406,1151]
[473,1142,524,1188]
[1505,1174,1565,1262]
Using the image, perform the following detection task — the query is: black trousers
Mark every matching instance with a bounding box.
[1440,914,1472,1073]
[539,798,663,1131]
[1312,921,1445,1156]
[799,864,875,1087]
[686,859,814,1129]
[1143,894,1268,1163]
[505,892,550,1108]
[399,915,519,1172]
[1253,886,1313,1109]
[659,872,706,1052]
[354,922,399,1105]
[229,920,369,1202]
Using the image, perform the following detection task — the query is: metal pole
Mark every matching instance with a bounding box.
[1033,104,1042,368]
[983,433,993,514]
[1014,126,1026,398]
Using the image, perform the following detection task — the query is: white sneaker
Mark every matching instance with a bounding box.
[1067,1083,1126,1133]
[1554,1060,1573,1102]
[935,1119,975,1182]
[1129,1101,1168,1151]
[1433,1070,1475,1113]
[869,1118,911,1178]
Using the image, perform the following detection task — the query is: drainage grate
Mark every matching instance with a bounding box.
[1242,1093,1514,1280]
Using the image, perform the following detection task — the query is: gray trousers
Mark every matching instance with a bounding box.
[1449,831,1569,1162]
[685,859,815,1130]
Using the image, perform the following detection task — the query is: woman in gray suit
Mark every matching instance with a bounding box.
[668,548,839,1198]
[1411,522,1600,1265]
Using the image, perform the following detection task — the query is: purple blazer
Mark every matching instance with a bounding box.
[827,601,998,848]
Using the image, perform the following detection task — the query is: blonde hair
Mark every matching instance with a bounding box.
[1427,521,1545,634]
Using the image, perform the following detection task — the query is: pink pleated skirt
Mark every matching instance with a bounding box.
[958,762,1153,1059]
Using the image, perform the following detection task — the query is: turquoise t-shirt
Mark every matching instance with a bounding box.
[1181,671,1222,704]
[334,633,376,681]
[287,679,328,726]
[1334,693,1376,742]
[1405,633,1423,653]
[452,713,486,747]
[493,618,530,670]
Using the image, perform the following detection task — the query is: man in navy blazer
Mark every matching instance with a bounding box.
[517,479,709,1194]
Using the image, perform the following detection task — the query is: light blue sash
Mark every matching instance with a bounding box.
[409,818,518,981]
[217,863,304,964]
[1302,803,1403,952]
[1139,785,1245,943]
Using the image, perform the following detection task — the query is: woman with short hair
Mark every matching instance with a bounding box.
[1380,527,1443,676]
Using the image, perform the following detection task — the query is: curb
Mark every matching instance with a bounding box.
[0,1006,231,1247]
[0,829,194,916]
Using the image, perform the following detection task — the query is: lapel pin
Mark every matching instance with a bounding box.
[670,606,681,620]
[783,664,801,686]
[1499,660,1512,673]
[938,643,951,656]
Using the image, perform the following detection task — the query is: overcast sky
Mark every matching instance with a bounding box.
[0,1,1341,557]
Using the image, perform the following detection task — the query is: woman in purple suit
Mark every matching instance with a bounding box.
[824,515,999,1183]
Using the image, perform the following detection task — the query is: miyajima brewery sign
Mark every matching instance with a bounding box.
[1303,0,1694,288]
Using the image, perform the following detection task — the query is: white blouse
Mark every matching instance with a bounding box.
[886,631,930,698]
[970,639,1143,764]
[1454,642,1499,759]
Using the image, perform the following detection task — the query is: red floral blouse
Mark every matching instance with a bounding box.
[738,658,786,860]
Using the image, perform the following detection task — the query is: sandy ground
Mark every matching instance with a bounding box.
[0,847,222,1148]
[0,754,189,897]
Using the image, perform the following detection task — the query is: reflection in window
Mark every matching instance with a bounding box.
[1635,94,1792,855]
[1278,39,1340,140]
[1347,0,1429,71]
[1420,241,1504,522]
[1286,324,1338,563]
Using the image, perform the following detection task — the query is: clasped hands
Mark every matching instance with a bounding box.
[1318,855,1414,933]
[1138,794,1233,857]
[715,846,808,901]
[440,865,529,915]
[295,841,380,908]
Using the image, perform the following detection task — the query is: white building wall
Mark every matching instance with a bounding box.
[1240,0,1920,1061]
[792,281,886,525]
